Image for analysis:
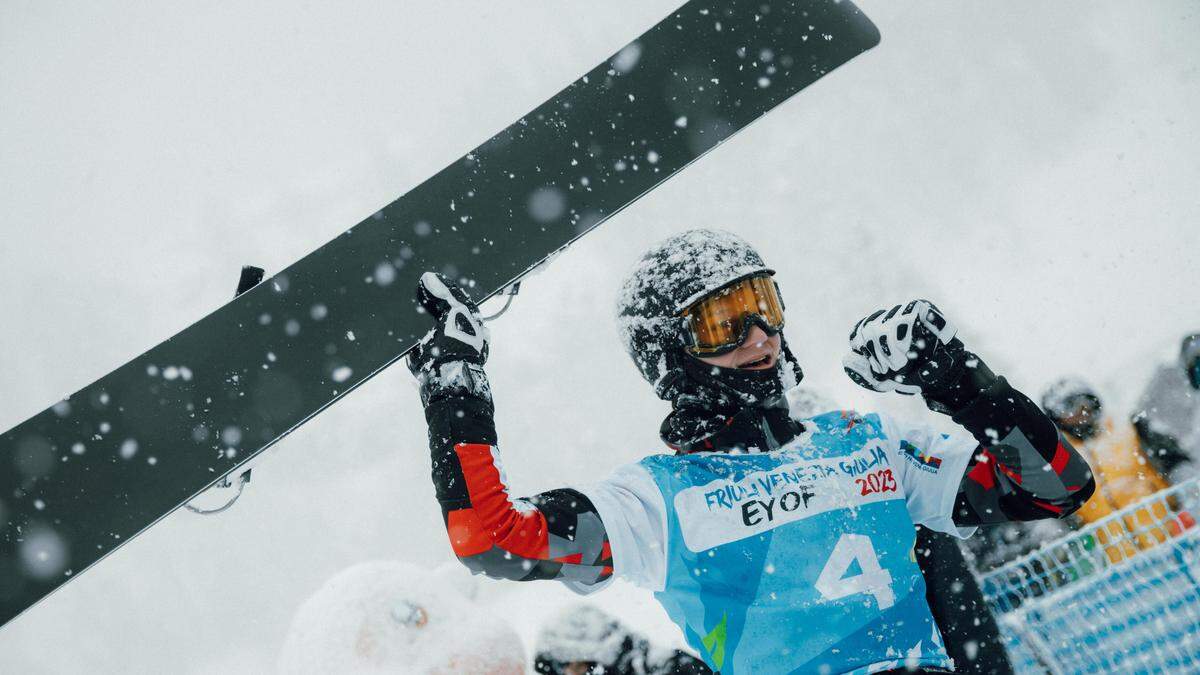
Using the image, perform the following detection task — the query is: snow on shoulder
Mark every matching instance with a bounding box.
[277,561,524,674]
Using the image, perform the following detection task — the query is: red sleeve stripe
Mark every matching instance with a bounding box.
[966,450,996,490]
[454,443,550,560]
[1032,499,1064,515]
[1050,440,1070,476]
[996,460,1022,485]
[446,508,493,557]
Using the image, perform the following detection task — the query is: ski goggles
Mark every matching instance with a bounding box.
[680,273,785,356]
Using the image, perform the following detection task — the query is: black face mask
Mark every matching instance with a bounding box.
[658,339,806,453]
[661,402,804,454]
[680,353,784,407]
[672,339,805,409]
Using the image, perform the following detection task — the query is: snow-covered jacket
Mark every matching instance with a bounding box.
[532,605,710,675]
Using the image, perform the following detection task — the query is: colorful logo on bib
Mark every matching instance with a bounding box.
[701,612,728,670]
[900,440,942,473]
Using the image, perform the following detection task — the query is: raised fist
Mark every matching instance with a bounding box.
[842,300,966,397]
[407,272,492,404]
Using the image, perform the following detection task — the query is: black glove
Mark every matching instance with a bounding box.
[842,300,968,397]
[406,272,492,406]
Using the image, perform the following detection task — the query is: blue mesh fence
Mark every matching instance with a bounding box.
[977,478,1200,674]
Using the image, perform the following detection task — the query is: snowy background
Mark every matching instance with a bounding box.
[2,1,1198,672]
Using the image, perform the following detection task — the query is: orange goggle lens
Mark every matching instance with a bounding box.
[682,275,785,355]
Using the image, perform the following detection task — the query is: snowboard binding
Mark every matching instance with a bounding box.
[480,281,521,321]
[185,265,264,516]
[185,268,516,517]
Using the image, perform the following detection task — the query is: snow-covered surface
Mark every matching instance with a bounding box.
[2,1,1199,672]
[277,561,524,674]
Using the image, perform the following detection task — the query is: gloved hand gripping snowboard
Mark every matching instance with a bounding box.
[406,272,492,406]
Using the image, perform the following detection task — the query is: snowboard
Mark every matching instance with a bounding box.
[0,0,879,629]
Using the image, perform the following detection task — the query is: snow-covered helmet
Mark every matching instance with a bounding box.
[615,228,803,406]
[532,604,632,674]
[1041,377,1103,440]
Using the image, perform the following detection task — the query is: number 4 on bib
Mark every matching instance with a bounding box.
[815,534,896,610]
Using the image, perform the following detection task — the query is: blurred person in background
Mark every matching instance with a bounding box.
[533,604,710,675]
[278,561,526,674]
[1133,333,1200,482]
[1041,377,1193,562]
[961,517,1068,574]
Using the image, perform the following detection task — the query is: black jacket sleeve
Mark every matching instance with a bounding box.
[925,358,1096,526]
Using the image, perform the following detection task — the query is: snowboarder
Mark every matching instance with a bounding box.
[1133,333,1200,481]
[533,604,710,674]
[407,229,1094,674]
[1040,377,1192,562]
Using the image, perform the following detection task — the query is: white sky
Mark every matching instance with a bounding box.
[1,2,1198,672]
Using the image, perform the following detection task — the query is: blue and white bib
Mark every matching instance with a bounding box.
[579,410,978,675]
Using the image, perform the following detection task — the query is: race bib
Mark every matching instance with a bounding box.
[673,443,902,552]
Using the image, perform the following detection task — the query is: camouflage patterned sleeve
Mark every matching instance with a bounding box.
[421,389,614,588]
[947,376,1096,526]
